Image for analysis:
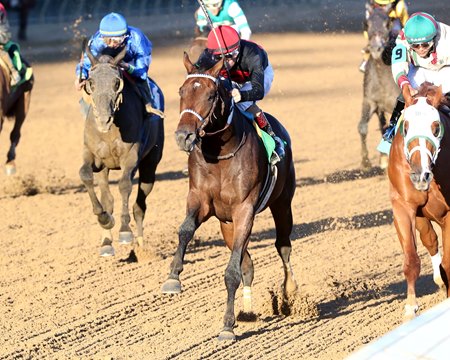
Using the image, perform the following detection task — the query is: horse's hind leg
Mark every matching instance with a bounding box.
[132,150,159,247]
[220,221,254,313]
[5,94,28,175]
[416,216,443,287]
[270,202,298,296]
[358,101,375,169]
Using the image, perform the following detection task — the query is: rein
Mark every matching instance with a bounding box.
[179,73,246,160]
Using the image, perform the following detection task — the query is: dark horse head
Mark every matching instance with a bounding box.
[175,52,233,153]
[366,5,392,60]
[84,46,127,133]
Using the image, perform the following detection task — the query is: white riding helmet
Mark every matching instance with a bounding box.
[204,0,223,9]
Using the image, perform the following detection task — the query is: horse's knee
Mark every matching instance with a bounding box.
[79,165,93,183]
[358,121,369,135]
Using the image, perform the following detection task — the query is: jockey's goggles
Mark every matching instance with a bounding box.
[214,48,239,60]
[102,35,128,47]
[206,3,221,9]
[411,41,434,50]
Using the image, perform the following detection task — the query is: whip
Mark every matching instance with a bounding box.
[79,36,87,82]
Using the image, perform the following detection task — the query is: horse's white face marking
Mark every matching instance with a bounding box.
[193,82,201,89]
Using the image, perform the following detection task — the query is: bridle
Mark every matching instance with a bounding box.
[179,72,247,160]
[179,73,231,137]
[402,97,444,165]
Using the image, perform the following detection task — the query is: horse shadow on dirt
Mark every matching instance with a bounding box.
[297,166,385,188]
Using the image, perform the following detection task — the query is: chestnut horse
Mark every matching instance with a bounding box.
[0,60,33,175]
[388,82,450,319]
[161,53,298,340]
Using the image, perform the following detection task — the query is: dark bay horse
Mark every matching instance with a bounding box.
[358,5,398,169]
[0,59,33,175]
[388,82,450,319]
[161,53,298,341]
[79,46,164,257]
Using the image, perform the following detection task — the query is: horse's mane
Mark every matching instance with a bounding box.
[417,82,450,109]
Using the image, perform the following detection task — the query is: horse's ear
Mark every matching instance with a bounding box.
[210,58,224,77]
[112,46,127,66]
[183,52,195,74]
[86,44,97,67]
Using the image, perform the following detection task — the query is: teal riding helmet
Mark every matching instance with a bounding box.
[404,12,438,44]
[99,12,128,37]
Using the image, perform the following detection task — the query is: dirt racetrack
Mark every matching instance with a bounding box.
[0,32,446,359]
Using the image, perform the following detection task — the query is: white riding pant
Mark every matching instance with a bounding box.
[233,62,274,112]
[408,64,450,94]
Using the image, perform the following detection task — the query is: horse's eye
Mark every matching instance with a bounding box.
[208,92,215,102]
[432,121,441,137]
[113,79,121,91]
[178,88,184,97]
[402,121,409,137]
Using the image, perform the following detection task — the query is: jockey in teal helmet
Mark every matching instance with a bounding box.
[75,12,158,114]
[382,12,450,142]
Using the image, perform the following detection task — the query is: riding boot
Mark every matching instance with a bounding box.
[255,111,285,165]
[383,97,405,142]
[0,48,20,86]
[136,80,158,115]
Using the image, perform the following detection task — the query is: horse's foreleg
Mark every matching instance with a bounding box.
[439,218,450,295]
[221,221,254,313]
[358,101,375,169]
[393,200,420,319]
[133,150,159,247]
[219,206,255,341]
[416,217,443,287]
[117,166,134,244]
[161,198,204,294]
[270,201,297,296]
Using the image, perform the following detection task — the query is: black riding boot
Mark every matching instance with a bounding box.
[256,112,285,165]
[136,80,155,114]
[383,96,405,142]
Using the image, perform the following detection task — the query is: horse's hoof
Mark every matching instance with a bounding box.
[98,213,115,229]
[5,163,16,176]
[136,236,144,247]
[403,303,419,321]
[161,278,182,294]
[119,231,134,245]
[218,329,236,341]
[99,245,115,257]
[379,154,388,170]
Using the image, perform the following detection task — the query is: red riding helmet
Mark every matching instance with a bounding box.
[206,25,240,55]
[0,3,7,24]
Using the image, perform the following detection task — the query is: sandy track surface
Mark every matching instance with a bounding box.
[0,33,445,359]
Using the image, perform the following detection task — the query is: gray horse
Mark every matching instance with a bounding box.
[358,6,398,169]
[79,46,164,257]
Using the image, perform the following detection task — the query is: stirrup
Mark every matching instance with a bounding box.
[382,125,395,143]
[271,136,285,165]
[145,103,165,118]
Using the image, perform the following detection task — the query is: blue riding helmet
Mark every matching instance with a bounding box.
[99,12,128,37]
[404,12,438,44]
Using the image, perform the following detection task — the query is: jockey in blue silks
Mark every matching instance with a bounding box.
[75,12,157,114]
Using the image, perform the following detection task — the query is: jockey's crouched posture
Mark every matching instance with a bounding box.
[383,12,450,142]
[0,3,32,89]
[75,12,159,115]
[198,25,284,165]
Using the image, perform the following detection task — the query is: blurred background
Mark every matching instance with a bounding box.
[3,0,450,63]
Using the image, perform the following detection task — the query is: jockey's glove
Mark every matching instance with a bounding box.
[231,88,241,103]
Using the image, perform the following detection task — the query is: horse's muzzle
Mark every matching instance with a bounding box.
[175,130,196,152]
[410,170,433,191]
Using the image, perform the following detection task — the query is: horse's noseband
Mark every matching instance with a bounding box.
[179,73,222,137]
[402,99,443,165]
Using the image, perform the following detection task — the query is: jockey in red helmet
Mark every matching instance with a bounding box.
[203,25,284,165]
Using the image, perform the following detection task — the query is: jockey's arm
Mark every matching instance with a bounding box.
[228,1,251,40]
[239,52,265,102]
[391,40,411,91]
[122,33,152,80]
[196,8,209,33]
